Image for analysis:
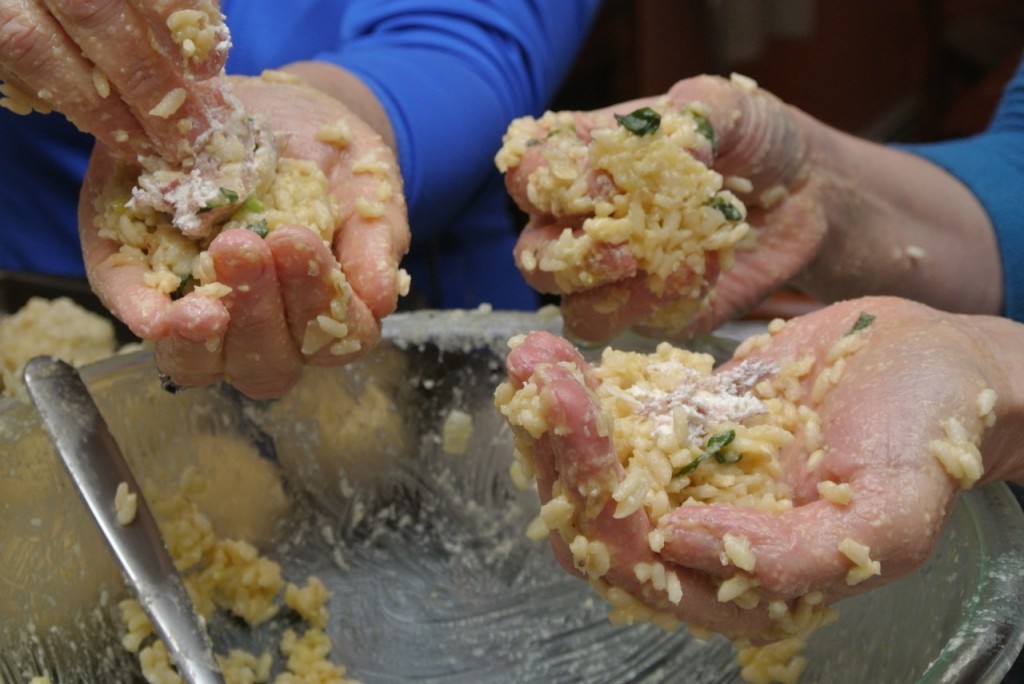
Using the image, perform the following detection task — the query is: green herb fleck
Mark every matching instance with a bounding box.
[674,455,704,478]
[688,108,718,156]
[673,429,738,477]
[241,195,264,214]
[705,430,737,462]
[246,219,269,239]
[848,312,876,335]
[171,275,194,300]
[197,187,240,214]
[707,195,743,222]
[615,107,661,136]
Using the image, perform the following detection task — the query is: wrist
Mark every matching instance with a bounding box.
[798,127,1001,314]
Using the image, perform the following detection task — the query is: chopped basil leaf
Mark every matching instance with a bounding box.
[246,219,269,238]
[704,430,736,459]
[848,312,876,335]
[171,275,193,300]
[673,429,738,477]
[241,195,264,214]
[615,107,661,136]
[688,108,718,156]
[674,456,704,478]
[708,195,743,221]
[197,187,240,214]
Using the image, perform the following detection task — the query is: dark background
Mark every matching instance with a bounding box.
[544,0,1024,317]
[554,0,1024,143]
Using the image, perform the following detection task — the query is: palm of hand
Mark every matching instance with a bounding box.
[502,296,992,640]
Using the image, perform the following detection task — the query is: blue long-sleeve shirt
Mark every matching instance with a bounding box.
[899,57,1024,322]
[0,0,602,310]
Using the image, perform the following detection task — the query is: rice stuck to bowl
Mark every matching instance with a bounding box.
[0,297,119,399]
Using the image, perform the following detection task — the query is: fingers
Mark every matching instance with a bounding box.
[153,292,230,388]
[0,1,148,158]
[329,147,408,319]
[658,465,953,602]
[505,332,778,639]
[514,220,636,295]
[506,330,595,388]
[665,74,809,208]
[40,0,233,163]
[209,229,304,399]
[124,0,229,79]
[147,225,385,398]
[229,73,411,319]
[3,1,234,162]
[267,225,379,367]
[501,110,614,217]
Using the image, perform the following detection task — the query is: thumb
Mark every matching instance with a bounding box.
[666,75,810,207]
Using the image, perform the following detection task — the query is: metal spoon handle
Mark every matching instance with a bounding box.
[23,356,223,684]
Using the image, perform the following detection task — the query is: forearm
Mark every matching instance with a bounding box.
[795,112,1003,315]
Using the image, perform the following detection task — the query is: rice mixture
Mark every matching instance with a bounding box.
[0,297,119,399]
[116,463,357,684]
[495,313,992,684]
[0,296,356,683]
[495,82,752,335]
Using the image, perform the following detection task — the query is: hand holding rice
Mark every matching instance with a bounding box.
[496,73,836,344]
[80,70,410,398]
[494,296,1015,683]
[2,2,411,399]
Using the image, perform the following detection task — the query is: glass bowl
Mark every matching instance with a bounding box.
[1,309,1023,683]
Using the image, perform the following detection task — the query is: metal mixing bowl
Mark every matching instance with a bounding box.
[2,309,1023,683]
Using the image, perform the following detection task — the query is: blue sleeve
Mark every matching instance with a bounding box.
[896,58,1024,322]
[314,0,603,245]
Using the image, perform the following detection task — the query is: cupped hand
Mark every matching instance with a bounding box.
[501,75,828,344]
[79,74,410,399]
[500,296,1018,640]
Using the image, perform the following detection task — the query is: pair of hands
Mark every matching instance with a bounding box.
[1,0,409,398]
[498,75,1021,638]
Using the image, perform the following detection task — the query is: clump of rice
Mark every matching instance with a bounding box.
[495,99,750,335]
[94,150,339,300]
[118,465,356,683]
[0,297,119,399]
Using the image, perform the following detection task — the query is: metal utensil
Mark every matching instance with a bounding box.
[22,355,223,684]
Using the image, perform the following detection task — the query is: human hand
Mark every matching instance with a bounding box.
[0,0,234,162]
[496,296,1021,641]
[500,72,1002,343]
[499,74,823,344]
[2,4,409,398]
[79,73,409,399]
